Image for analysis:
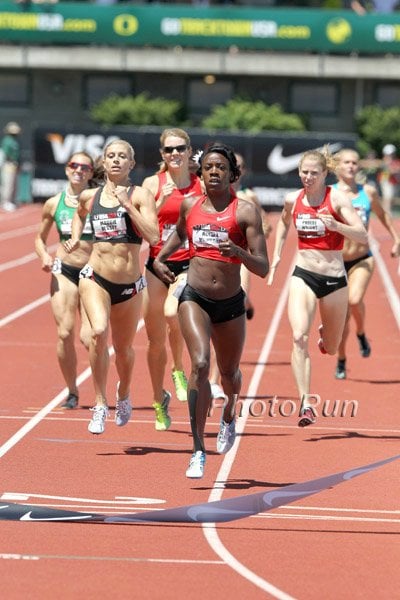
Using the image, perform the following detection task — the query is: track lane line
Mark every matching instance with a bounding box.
[0,224,41,241]
[203,254,297,600]
[369,231,400,330]
[0,553,225,565]
[0,243,150,322]
[0,246,57,273]
[0,320,143,459]
[203,229,400,596]
[0,295,50,327]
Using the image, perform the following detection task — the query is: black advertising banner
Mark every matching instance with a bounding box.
[33,126,357,206]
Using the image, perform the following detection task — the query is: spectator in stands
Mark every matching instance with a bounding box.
[345,0,399,13]
[0,121,22,213]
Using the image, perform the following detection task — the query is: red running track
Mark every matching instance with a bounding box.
[0,204,399,599]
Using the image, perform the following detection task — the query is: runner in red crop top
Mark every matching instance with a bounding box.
[150,170,203,262]
[186,193,247,263]
[141,128,204,429]
[292,186,345,251]
[268,147,367,429]
[151,142,269,479]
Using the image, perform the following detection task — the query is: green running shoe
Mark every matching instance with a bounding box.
[153,390,171,431]
[172,369,188,402]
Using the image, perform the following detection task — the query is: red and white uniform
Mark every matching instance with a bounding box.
[149,172,203,262]
[186,194,247,264]
[292,186,345,251]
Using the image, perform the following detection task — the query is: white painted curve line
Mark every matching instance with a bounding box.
[0,387,80,459]
[0,294,50,328]
[1,492,165,505]
[0,319,143,459]
[369,232,400,330]
[0,224,39,241]
[0,244,58,273]
[0,243,150,325]
[203,255,297,600]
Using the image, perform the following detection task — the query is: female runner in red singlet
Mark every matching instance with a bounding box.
[268,147,367,427]
[153,142,269,479]
[142,129,203,431]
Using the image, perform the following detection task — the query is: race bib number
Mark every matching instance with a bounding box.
[172,273,187,299]
[161,223,189,249]
[355,205,368,226]
[79,264,93,279]
[59,214,73,237]
[59,213,91,237]
[92,214,127,240]
[51,257,62,274]
[161,223,176,243]
[295,213,325,238]
[192,225,228,248]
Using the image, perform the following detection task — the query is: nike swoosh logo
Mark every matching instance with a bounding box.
[184,192,195,198]
[326,281,338,286]
[267,143,343,175]
[216,216,230,222]
[20,511,93,521]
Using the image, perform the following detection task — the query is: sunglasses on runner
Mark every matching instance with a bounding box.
[162,145,187,154]
[67,162,93,172]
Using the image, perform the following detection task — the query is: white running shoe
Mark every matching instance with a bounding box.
[88,406,108,434]
[1,201,16,212]
[115,397,132,426]
[217,419,236,454]
[186,451,206,478]
[115,382,132,426]
[211,383,226,400]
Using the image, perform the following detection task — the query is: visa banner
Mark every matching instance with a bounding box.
[33,126,357,207]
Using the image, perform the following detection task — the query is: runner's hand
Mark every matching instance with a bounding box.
[153,259,176,285]
[63,238,80,253]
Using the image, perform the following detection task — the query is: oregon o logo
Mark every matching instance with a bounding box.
[114,14,138,37]
[326,18,352,44]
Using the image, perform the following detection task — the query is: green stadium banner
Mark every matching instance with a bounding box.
[0,2,399,54]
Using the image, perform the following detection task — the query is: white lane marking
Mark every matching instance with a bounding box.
[0,245,58,273]
[282,505,400,514]
[369,232,400,330]
[0,294,50,327]
[0,241,149,322]
[203,234,400,598]
[1,504,164,513]
[0,492,164,505]
[0,319,143,459]
[0,553,224,564]
[0,224,39,241]
[255,513,400,524]
[203,255,297,600]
